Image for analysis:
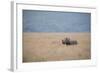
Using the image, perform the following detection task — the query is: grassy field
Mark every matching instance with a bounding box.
[23,32,91,62]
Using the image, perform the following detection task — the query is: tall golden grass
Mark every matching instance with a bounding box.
[23,32,91,62]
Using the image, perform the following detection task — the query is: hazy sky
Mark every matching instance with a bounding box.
[23,10,91,32]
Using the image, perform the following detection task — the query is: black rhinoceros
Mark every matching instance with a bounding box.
[62,37,77,45]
